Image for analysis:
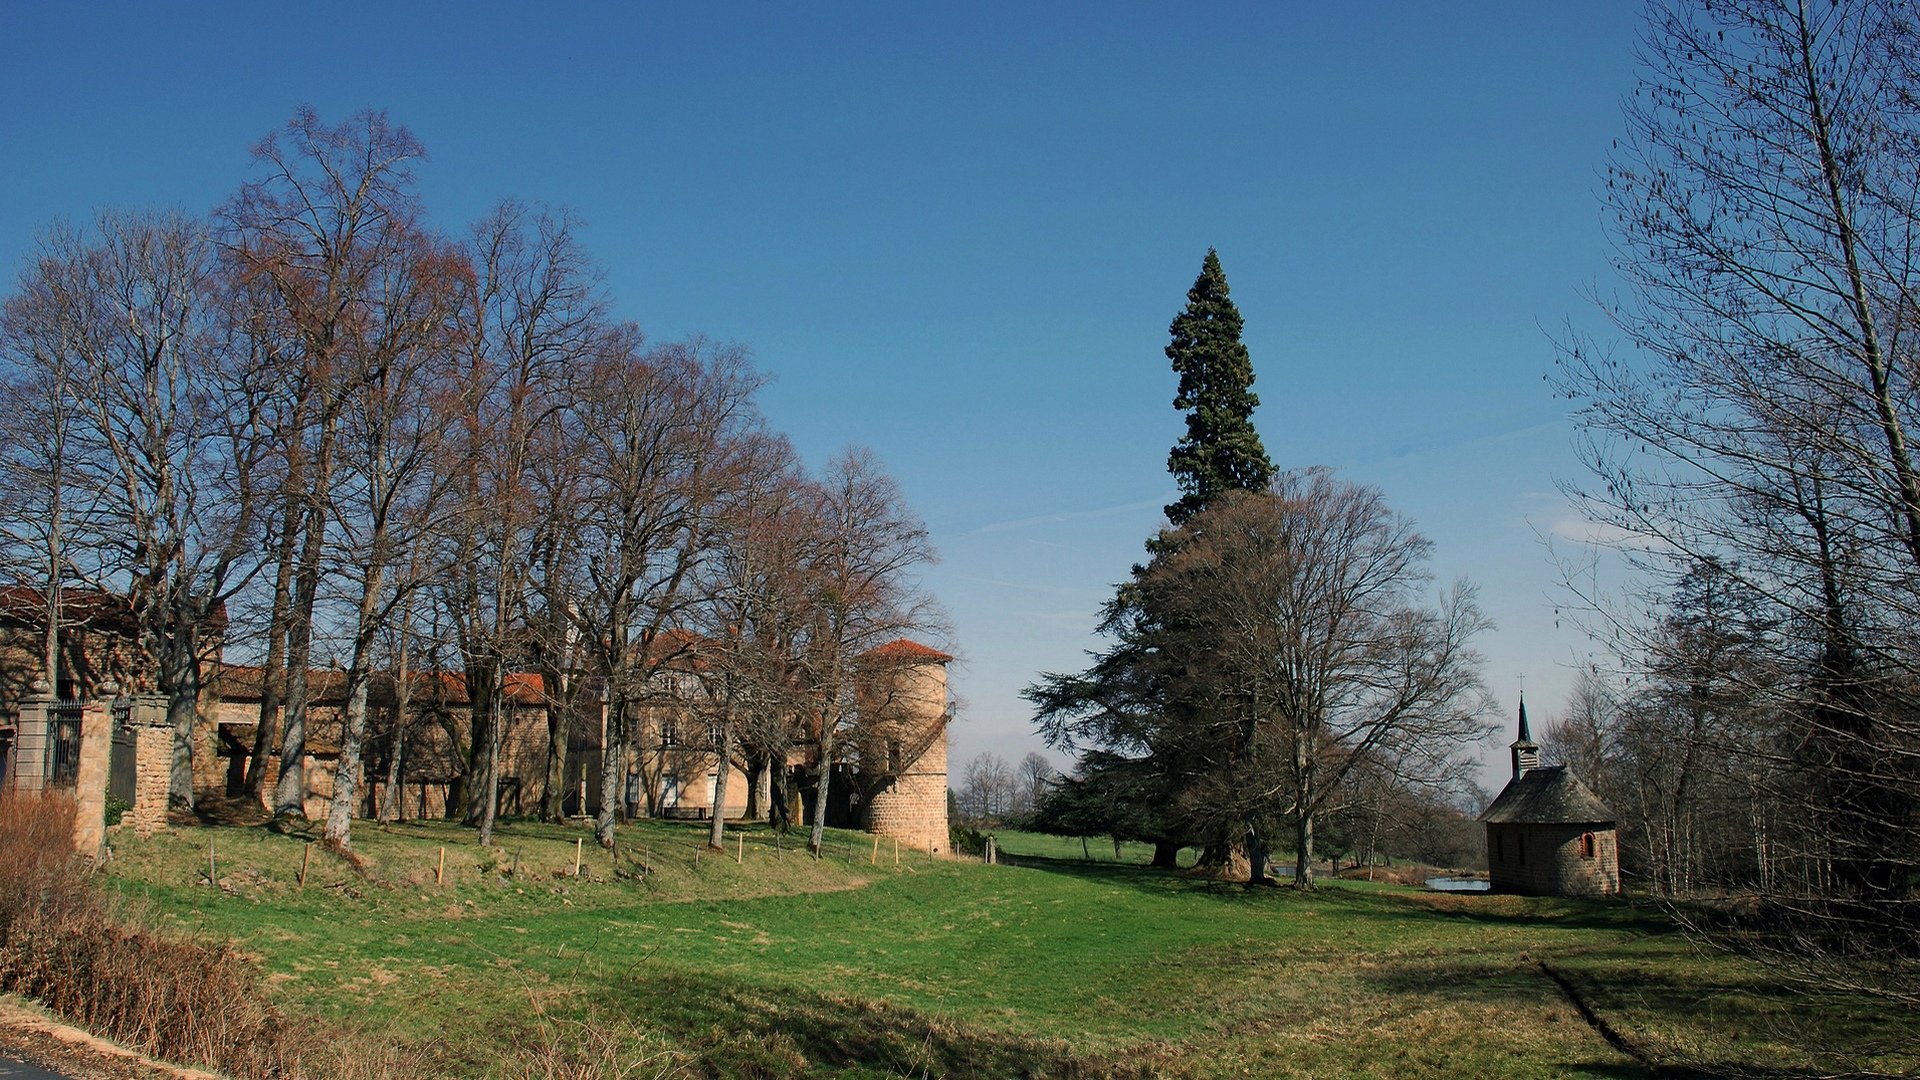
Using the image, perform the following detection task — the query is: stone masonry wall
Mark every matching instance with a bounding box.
[867,661,949,854]
[1488,822,1620,896]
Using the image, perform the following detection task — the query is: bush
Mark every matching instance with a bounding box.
[0,795,668,1077]
[948,823,987,857]
[0,790,292,1076]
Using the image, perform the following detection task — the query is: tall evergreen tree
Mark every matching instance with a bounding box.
[1164,249,1272,525]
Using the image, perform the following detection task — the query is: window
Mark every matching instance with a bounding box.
[1580,832,1596,859]
[660,718,677,748]
[1494,831,1504,862]
[888,739,902,774]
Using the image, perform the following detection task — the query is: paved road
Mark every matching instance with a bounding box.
[0,1058,69,1080]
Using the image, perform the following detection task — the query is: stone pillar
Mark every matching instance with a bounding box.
[71,684,116,859]
[11,682,55,793]
[127,694,172,839]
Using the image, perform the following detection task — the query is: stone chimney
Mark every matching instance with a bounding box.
[1510,694,1539,779]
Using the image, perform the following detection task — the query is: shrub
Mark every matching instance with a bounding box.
[948,822,987,857]
[0,795,671,1077]
[0,790,292,1076]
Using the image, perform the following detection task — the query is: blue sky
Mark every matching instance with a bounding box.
[1,4,1646,791]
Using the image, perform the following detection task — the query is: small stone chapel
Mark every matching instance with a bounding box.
[1480,696,1621,896]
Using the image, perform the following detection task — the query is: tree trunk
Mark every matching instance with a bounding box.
[273,470,330,822]
[1246,820,1271,885]
[744,752,765,822]
[540,685,569,823]
[159,621,200,809]
[809,748,832,856]
[708,715,732,849]
[1294,811,1315,890]
[769,762,790,834]
[378,627,413,822]
[325,560,386,849]
[463,661,497,825]
[247,491,300,799]
[324,664,373,848]
[1150,841,1181,868]
[479,691,504,847]
[596,698,626,848]
[379,704,407,822]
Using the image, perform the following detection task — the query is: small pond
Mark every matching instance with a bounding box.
[1425,876,1491,892]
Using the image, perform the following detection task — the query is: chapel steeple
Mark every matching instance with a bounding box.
[1510,693,1540,779]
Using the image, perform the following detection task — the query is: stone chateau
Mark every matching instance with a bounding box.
[0,588,953,856]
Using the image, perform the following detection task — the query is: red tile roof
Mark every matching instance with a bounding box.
[0,585,228,633]
[864,639,953,664]
[213,664,548,707]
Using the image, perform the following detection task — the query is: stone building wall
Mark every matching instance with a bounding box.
[1487,822,1620,896]
[865,659,950,854]
[153,648,953,836]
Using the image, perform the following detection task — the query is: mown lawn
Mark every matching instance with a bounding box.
[100,818,1917,1078]
[987,828,1205,867]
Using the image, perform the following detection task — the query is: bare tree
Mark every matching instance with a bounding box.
[958,752,1016,823]
[1016,751,1056,817]
[223,107,432,823]
[1555,0,1920,1009]
[563,336,762,849]
[3,213,269,805]
[797,448,942,856]
[689,434,813,848]
[0,242,85,698]
[443,202,606,846]
[320,231,466,850]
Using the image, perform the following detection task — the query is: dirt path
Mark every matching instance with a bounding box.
[0,1001,220,1080]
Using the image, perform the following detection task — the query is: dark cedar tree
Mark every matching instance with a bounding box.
[1163,249,1273,525]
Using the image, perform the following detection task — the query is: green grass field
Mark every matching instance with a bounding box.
[99,817,1917,1078]
[987,828,1203,866]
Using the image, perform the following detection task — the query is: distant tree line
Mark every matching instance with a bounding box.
[951,750,1056,825]
[0,107,943,856]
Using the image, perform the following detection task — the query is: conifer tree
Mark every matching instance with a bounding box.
[1163,249,1272,525]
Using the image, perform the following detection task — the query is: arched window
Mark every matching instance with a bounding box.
[1579,832,1596,859]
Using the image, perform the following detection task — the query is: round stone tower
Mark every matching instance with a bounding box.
[863,641,952,855]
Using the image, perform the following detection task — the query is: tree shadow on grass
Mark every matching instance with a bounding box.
[988,853,1301,905]
[998,854,1667,939]
[1352,947,1914,1080]
[598,967,1188,1079]
[1315,885,1665,935]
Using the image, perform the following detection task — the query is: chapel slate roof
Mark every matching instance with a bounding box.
[1479,765,1615,825]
